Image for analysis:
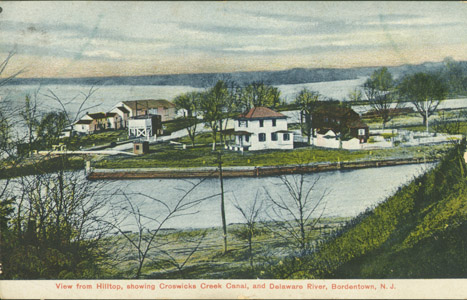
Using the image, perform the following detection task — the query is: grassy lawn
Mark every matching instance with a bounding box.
[65,129,129,150]
[162,117,204,136]
[93,142,453,169]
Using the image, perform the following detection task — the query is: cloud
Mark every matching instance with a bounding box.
[82,50,122,59]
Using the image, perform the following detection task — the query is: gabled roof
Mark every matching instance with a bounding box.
[237,107,286,120]
[87,112,107,119]
[74,119,93,125]
[115,106,129,114]
[106,112,118,118]
[122,99,176,111]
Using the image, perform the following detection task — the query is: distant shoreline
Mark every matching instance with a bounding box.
[87,157,435,180]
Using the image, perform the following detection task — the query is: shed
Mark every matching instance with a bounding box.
[133,141,149,155]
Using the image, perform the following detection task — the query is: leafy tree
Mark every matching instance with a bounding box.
[174,91,202,146]
[240,82,281,110]
[398,72,448,128]
[442,57,467,96]
[294,88,321,145]
[347,88,362,102]
[199,81,229,151]
[363,67,397,129]
[36,111,68,149]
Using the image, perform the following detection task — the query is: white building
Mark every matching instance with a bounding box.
[128,114,162,141]
[111,99,176,121]
[229,107,293,151]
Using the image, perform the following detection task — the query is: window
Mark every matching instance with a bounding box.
[271,132,278,141]
[259,120,264,127]
[238,120,248,127]
[239,136,243,142]
[245,135,250,142]
[272,119,276,127]
[283,133,290,141]
[135,145,140,150]
[358,129,366,136]
[259,133,266,142]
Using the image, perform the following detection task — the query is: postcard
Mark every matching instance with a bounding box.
[0,1,466,299]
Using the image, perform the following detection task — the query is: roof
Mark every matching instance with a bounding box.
[87,112,107,119]
[130,114,161,120]
[116,106,130,114]
[237,107,286,120]
[274,130,292,133]
[349,119,369,128]
[106,112,118,118]
[123,99,176,111]
[313,105,359,120]
[232,131,252,136]
[74,119,93,125]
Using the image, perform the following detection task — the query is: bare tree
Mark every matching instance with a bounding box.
[232,191,264,270]
[43,86,99,137]
[398,72,448,130]
[265,174,328,255]
[4,168,111,279]
[363,67,398,129]
[19,90,41,156]
[155,230,207,278]
[294,88,321,145]
[106,178,216,279]
[433,110,467,135]
[0,48,25,88]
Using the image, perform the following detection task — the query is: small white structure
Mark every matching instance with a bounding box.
[128,114,161,141]
[109,106,130,128]
[229,107,293,151]
[73,119,93,135]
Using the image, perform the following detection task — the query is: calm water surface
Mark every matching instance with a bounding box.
[102,163,433,230]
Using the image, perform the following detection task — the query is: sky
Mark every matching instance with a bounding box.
[0,1,466,78]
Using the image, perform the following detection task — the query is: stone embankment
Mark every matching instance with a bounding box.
[87,157,435,180]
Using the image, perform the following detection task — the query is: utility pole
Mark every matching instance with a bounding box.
[217,150,228,253]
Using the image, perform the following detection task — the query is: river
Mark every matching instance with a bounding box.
[100,163,433,230]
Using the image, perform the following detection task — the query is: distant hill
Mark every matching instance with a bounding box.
[8,60,466,88]
[274,141,467,279]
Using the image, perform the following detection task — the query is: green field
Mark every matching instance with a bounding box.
[93,143,452,169]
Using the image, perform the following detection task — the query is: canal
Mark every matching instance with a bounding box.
[101,163,433,230]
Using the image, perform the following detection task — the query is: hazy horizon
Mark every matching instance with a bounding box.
[1,2,466,78]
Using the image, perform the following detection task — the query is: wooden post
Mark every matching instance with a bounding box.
[218,151,228,254]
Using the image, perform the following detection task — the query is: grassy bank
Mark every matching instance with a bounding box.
[270,140,467,279]
[0,156,84,179]
[103,218,349,279]
[93,143,452,169]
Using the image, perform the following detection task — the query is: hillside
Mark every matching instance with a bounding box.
[8,60,465,88]
[277,140,467,279]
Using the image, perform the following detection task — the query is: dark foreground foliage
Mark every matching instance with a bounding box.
[267,140,467,279]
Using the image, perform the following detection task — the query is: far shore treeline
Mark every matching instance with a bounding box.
[6,59,467,88]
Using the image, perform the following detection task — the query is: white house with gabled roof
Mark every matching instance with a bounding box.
[229,107,293,151]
